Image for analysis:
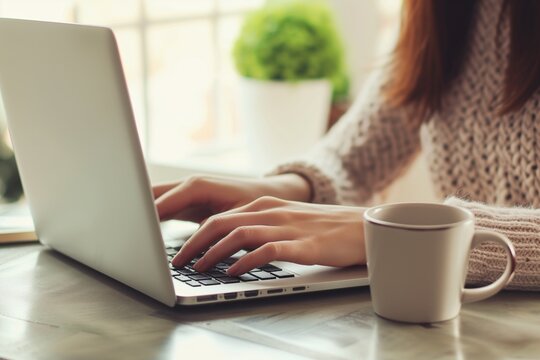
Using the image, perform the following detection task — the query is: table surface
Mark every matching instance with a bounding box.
[1,242,539,360]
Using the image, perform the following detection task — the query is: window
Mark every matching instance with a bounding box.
[0,0,264,176]
[0,0,401,178]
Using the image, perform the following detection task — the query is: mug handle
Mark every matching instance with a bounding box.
[462,230,517,304]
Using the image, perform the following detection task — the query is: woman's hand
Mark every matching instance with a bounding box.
[170,196,367,276]
[153,174,312,223]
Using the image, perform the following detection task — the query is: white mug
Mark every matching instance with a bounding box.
[364,203,516,323]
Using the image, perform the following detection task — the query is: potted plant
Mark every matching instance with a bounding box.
[233,0,349,171]
[0,104,22,203]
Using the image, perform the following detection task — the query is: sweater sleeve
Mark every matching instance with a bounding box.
[445,197,540,290]
[268,71,422,205]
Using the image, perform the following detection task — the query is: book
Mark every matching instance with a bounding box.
[0,215,38,243]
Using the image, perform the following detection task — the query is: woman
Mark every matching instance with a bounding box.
[154,0,540,289]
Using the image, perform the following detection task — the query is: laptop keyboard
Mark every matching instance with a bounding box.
[166,246,294,287]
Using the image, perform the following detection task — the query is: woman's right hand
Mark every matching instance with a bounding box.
[153,174,312,223]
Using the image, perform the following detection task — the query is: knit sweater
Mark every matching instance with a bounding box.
[271,0,540,290]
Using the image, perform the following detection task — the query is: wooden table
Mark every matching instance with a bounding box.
[1,243,539,360]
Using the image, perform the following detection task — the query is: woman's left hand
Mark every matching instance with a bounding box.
[171,196,367,276]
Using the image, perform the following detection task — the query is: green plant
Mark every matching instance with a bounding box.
[233,0,349,102]
[0,133,22,202]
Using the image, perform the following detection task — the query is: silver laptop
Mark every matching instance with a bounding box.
[0,18,368,306]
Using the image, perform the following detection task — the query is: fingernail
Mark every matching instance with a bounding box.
[171,254,185,267]
[171,258,180,267]
[193,258,206,272]
[227,265,238,277]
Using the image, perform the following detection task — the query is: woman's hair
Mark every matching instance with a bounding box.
[385,0,540,118]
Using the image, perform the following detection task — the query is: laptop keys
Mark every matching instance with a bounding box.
[199,279,220,286]
[177,268,195,275]
[166,247,294,287]
[238,274,258,282]
[222,258,238,265]
[166,248,177,256]
[216,276,241,284]
[259,264,282,272]
[250,271,276,280]
[271,270,294,278]
[205,270,228,278]
[174,275,191,282]
[188,274,211,281]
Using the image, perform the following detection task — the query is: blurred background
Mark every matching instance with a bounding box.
[0,0,436,204]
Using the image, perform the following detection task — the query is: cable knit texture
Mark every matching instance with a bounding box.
[269,0,540,290]
[445,197,540,290]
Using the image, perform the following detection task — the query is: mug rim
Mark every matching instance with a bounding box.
[364,202,474,231]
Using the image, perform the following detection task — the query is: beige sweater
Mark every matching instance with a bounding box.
[272,0,540,290]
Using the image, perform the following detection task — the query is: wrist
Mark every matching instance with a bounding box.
[261,174,312,202]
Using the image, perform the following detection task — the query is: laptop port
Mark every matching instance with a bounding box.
[224,292,238,300]
[292,286,306,292]
[197,295,218,302]
[267,288,284,294]
[244,290,259,298]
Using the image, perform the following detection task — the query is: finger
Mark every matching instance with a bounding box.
[159,204,214,224]
[209,195,287,219]
[192,225,289,272]
[191,197,275,228]
[227,240,315,276]
[152,182,181,199]
[155,180,211,221]
[171,211,283,268]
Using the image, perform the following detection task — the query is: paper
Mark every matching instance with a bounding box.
[0,216,37,243]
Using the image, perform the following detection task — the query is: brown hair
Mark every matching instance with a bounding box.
[385,0,540,118]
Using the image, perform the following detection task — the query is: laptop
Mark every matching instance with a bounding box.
[0,18,368,307]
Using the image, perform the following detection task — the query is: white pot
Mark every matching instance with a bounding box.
[237,77,332,172]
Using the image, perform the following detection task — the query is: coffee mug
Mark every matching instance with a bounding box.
[363,203,516,323]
